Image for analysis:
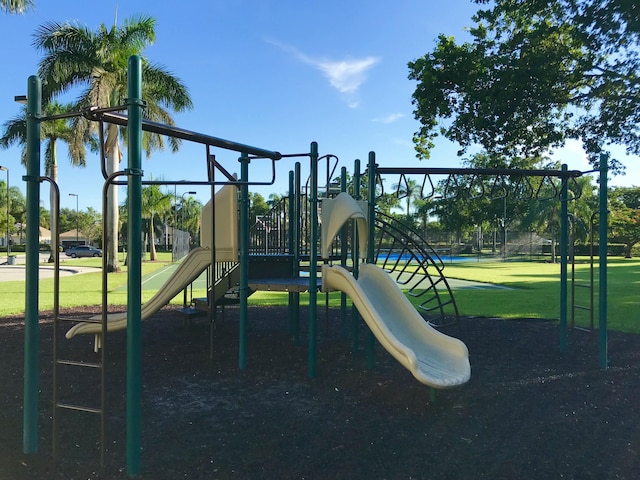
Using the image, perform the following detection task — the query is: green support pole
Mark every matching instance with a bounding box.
[126,55,144,477]
[239,154,250,369]
[366,152,377,369]
[308,142,319,378]
[23,74,41,454]
[340,167,348,337]
[559,164,569,352]
[351,160,361,354]
[288,170,295,336]
[598,155,608,368]
[292,162,301,345]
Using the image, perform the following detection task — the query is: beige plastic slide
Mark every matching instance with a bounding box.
[65,247,214,340]
[322,263,471,388]
[66,183,239,344]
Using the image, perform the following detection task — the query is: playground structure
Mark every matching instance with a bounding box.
[18,56,610,476]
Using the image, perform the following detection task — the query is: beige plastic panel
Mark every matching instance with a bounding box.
[200,184,239,261]
[320,192,368,259]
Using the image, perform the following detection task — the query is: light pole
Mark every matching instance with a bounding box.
[0,165,9,261]
[69,193,79,244]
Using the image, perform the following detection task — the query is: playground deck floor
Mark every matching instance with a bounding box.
[1,306,639,479]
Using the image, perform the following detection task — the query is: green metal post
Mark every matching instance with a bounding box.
[559,164,569,352]
[308,142,319,378]
[340,166,348,337]
[351,159,361,354]
[292,162,301,345]
[598,155,608,368]
[126,55,144,477]
[23,74,41,454]
[239,154,250,369]
[366,152,377,368]
[288,170,295,336]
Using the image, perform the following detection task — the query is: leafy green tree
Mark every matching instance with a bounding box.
[392,177,422,219]
[0,180,13,247]
[1,101,90,261]
[0,0,33,14]
[33,15,193,272]
[78,207,102,245]
[178,195,202,247]
[248,192,270,224]
[8,186,25,244]
[609,186,640,258]
[376,192,400,216]
[267,193,284,208]
[141,184,172,261]
[58,207,76,234]
[408,0,639,171]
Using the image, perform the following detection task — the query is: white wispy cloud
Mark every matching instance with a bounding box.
[267,38,379,107]
[371,113,405,124]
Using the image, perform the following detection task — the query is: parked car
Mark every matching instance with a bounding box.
[65,245,102,258]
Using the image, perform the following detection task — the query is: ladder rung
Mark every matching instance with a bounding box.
[574,283,591,289]
[57,359,102,369]
[574,305,591,311]
[57,402,102,415]
[58,315,104,324]
[573,326,592,333]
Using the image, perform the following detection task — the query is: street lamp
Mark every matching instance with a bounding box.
[69,193,79,244]
[0,165,9,262]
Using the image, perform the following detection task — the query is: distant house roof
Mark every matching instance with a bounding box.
[59,229,86,241]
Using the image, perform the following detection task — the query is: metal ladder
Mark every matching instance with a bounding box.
[48,179,106,467]
[570,213,598,333]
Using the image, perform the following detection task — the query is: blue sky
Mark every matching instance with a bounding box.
[0,0,637,213]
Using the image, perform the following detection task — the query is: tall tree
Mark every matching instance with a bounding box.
[392,177,422,219]
[0,180,12,247]
[33,15,193,271]
[141,183,172,261]
[1,101,89,261]
[0,0,33,14]
[248,192,270,224]
[609,186,640,258]
[179,195,202,246]
[409,0,639,172]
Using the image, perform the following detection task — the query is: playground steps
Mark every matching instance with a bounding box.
[191,261,242,314]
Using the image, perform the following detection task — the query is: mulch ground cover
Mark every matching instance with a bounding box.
[1,305,639,479]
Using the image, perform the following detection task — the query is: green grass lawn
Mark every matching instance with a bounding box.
[0,255,200,317]
[2,255,638,334]
[438,257,640,333]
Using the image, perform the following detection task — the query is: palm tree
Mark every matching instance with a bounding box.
[141,183,172,261]
[392,177,422,219]
[179,196,202,246]
[1,0,34,14]
[1,101,86,261]
[33,15,193,272]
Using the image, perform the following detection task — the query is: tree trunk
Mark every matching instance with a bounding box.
[625,243,633,258]
[149,216,158,261]
[105,124,121,272]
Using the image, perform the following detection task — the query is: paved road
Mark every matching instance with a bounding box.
[0,253,101,282]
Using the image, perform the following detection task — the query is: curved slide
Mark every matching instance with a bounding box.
[322,263,470,388]
[65,247,214,339]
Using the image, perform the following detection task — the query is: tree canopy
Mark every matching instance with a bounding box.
[32,15,193,271]
[408,0,639,173]
[0,0,33,14]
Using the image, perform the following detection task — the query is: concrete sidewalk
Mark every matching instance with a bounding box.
[0,253,101,282]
